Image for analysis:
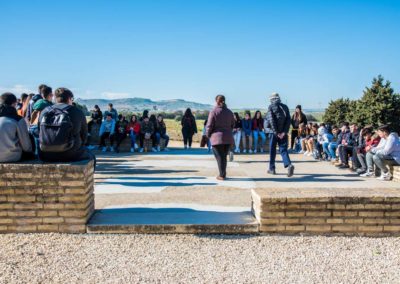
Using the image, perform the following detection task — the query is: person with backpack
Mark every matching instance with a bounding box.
[114,115,128,153]
[206,95,235,180]
[25,84,47,123]
[37,88,95,164]
[265,92,294,177]
[104,103,118,121]
[0,93,34,162]
[181,108,197,149]
[99,113,116,152]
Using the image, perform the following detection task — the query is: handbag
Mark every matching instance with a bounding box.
[200,135,208,148]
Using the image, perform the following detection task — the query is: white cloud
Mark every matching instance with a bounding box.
[0,84,35,95]
[100,92,132,99]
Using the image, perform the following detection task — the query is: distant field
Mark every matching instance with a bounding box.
[165,119,205,142]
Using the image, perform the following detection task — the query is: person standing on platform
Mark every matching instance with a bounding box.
[265,92,295,177]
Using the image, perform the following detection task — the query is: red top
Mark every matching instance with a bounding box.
[126,122,141,135]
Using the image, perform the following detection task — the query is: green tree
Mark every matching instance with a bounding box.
[322,98,354,126]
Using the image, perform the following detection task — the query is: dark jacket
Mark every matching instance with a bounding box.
[141,121,154,134]
[242,119,252,136]
[0,105,33,162]
[291,113,307,129]
[90,109,103,123]
[104,108,118,121]
[116,120,128,135]
[252,118,264,131]
[338,129,351,146]
[266,102,291,135]
[181,115,197,135]
[157,121,167,136]
[38,103,88,162]
[25,94,42,122]
[206,106,235,146]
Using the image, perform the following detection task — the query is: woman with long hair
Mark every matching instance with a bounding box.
[155,114,170,151]
[233,112,242,153]
[205,95,235,180]
[252,110,266,153]
[290,105,307,151]
[181,108,197,149]
[127,114,141,152]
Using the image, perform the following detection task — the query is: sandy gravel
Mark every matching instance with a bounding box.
[1,234,399,283]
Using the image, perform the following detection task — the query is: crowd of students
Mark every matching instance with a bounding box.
[291,121,400,181]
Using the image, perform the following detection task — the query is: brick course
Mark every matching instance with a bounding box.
[0,160,94,233]
[252,188,400,236]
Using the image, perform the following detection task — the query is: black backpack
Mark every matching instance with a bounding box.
[39,105,75,152]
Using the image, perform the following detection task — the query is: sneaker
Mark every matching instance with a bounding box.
[338,164,349,169]
[376,172,392,181]
[152,147,157,152]
[249,150,253,154]
[229,151,234,162]
[360,171,374,177]
[184,145,187,149]
[267,169,276,175]
[134,143,139,149]
[130,147,134,153]
[287,164,295,177]
[110,147,114,152]
[303,151,309,155]
[157,146,161,152]
[164,148,169,152]
[299,150,305,154]
[102,147,107,152]
[307,153,312,157]
[260,148,264,153]
[139,148,144,153]
[243,150,247,154]
[356,168,366,174]
[253,149,257,154]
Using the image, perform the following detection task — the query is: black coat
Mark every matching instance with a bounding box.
[266,102,291,134]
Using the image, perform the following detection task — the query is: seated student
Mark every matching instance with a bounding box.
[356,127,380,175]
[99,114,116,152]
[304,123,318,157]
[25,84,47,123]
[139,115,156,152]
[336,122,352,168]
[241,112,253,153]
[103,103,118,121]
[327,126,340,161]
[88,105,103,133]
[252,110,266,153]
[319,125,334,161]
[0,93,34,162]
[155,114,170,151]
[232,112,242,153]
[315,123,328,160]
[290,105,308,151]
[114,115,128,153]
[362,125,400,181]
[37,88,95,164]
[298,123,310,154]
[127,115,141,153]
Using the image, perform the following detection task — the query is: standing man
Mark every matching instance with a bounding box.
[265,92,295,177]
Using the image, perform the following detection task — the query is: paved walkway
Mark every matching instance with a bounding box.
[94,143,398,210]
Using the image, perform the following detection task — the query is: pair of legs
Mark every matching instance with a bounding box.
[100,132,115,147]
[269,134,292,171]
[242,133,253,152]
[155,132,170,148]
[328,142,337,159]
[253,130,266,152]
[115,133,126,151]
[366,151,397,175]
[338,145,353,166]
[140,133,156,148]
[305,138,314,153]
[233,131,241,151]
[213,144,231,178]
[290,129,298,150]
[182,130,193,148]
[129,131,139,149]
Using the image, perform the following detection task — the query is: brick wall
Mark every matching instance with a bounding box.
[252,189,400,236]
[0,160,94,233]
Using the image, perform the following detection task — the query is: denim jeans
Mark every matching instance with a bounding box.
[253,130,266,151]
[328,142,337,159]
[372,152,398,173]
[129,131,138,148]
[233,131,241,150]
[322,142,331,158]
[269,134,291,171]
[156,132,170,147]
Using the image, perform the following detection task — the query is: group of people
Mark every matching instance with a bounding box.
[88,104,170,153]
[290,120,400,181]
[0,85,94,166]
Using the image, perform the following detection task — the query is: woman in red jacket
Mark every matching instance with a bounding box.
[127,115,141,152]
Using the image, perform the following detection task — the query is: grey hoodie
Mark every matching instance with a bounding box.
[376,132,400,165]
[0,105,32,162]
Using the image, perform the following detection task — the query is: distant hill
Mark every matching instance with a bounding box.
[76,98,213,112]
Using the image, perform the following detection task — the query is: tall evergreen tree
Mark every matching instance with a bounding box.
[322,98,353,126]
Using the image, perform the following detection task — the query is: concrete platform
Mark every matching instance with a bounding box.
[87,205,258,234]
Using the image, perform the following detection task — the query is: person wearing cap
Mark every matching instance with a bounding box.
[290,105,307,151]
[265,92,295,177]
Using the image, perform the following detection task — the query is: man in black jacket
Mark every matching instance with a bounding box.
[38,88,95,165]
[265,93,294,177]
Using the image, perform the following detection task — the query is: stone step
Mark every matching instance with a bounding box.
[87,207,259,234]
[392,166,400,182]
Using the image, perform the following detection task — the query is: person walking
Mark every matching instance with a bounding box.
[265,92,295,177]
[181,108,197,149]
[206,95,235,180]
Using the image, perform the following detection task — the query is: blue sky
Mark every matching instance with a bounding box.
[0,0,399,109]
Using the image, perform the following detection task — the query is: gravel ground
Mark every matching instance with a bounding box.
[1,234,399,283]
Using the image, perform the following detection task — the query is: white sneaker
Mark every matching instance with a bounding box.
[307,153,312,157]
[249,150,253,154]
[134,143,139,149]
[260,148,264,153]
[253,149,257,154]
[164,148,169,152]
[376,172,392,181]
[139,148,144,153]
[304,151,309,155]
[152,147,157,152]
[243,150,247,154]
[157,146,161,152]
[102,147,107,152]
[360,171,373,177]
[130,147,134,153]
[110,147,114,152]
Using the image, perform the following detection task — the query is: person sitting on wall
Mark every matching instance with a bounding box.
[139,115,156,152]
[0,92,34,162]
[99,113,116,152]
[103,103,118,121]
[114,114,128,153]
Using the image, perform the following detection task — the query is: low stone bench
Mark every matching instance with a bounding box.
[252,188,400,236]
[392,166,400,182]
[0,160,95,233]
